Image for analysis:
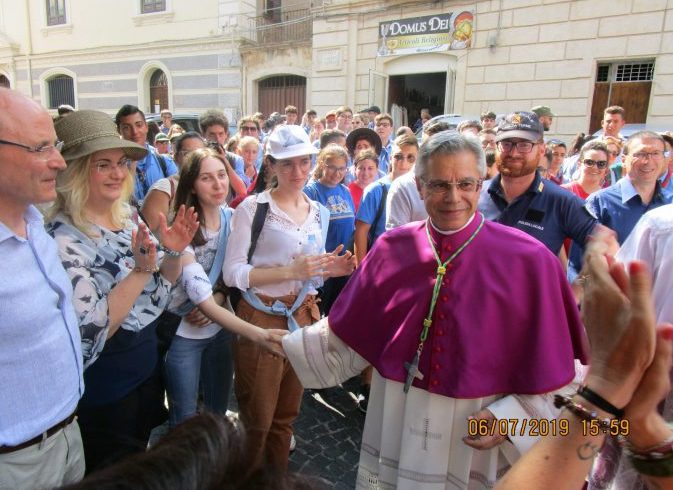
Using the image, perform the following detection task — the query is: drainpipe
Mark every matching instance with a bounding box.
[23,0,33,97]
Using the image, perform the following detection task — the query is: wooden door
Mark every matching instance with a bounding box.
[149,70,168,113]
[258,75,306,117]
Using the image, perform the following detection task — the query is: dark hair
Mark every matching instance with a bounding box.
[480,111,496,120]
[604,105,625,117]
[578,140,609,162]
[284,105,298,114]
[199,109,229,135]
[146,121,161,145]
[393,133,419,150]
[59,413,327,490]
[115,104,145,128]
[457,120,483,133]
[305,109,317,117]
[623,131,665,156]
[237,116,260,132]
[568,132,591,156]
[353,149,378,168]
[174,148,228,247]
[424,121,451,137]
[544,147,553,166]
[319,129,346,149]
[174,131,205,156]
[485,148,496,168]
[478,128,496,137]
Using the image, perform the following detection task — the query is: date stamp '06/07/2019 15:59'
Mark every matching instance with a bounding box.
[467,418,631,438]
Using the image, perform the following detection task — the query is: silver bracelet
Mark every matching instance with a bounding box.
[160,246,182,258]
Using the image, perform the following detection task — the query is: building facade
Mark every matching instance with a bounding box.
[0,0,671,139]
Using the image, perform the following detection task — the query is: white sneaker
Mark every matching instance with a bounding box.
[289,434,297,452]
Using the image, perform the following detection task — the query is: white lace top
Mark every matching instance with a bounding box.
[223,190,325,298]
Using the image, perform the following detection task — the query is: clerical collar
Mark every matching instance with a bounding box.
[429,213,476,236]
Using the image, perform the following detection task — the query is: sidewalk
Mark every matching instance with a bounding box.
[289,377,365,488]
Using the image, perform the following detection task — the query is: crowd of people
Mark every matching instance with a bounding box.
[1,85,673,490]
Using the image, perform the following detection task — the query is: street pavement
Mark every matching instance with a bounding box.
[289,377,365,488]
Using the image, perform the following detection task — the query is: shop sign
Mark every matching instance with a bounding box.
[377,11,473,57]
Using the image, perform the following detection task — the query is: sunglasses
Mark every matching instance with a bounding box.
[583,159,608,169]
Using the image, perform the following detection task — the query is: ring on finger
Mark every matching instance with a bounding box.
[139,246,147,255]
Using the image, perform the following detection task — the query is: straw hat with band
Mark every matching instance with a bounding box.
[55,110,147,162]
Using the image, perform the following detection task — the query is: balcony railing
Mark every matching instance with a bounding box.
[241,7,312,47]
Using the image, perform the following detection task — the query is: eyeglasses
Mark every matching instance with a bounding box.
[241,126,258,132]
[631,151,665,161]
[0,139,64,159]
[497,141,536,153]
[94,158,132,175]
[393,154,416,162]
[423,178,482,194]
[582,159,608,169]
[325,165,347,174]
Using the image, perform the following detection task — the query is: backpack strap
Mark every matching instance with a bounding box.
[368,181,388,244]
[318,203,330,251]
[157,154,169,178]
[248,201,270,262]
[207,207,233,285]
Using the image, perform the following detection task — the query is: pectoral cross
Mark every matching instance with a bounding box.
[404,351,424,393]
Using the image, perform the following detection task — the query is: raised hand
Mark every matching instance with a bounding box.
[158,205,199,254]
[582,255,657,409]
[131,222,158,271]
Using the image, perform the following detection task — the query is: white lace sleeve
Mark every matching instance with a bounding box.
[283,317,370,388]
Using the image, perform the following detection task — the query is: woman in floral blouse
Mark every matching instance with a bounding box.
[47,110,198,473]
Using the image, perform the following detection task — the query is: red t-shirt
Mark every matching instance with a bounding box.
[349,182,365,212]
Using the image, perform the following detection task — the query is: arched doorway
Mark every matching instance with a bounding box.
[0,75,9,88]
[258,75,306,117]
[149,69,168,113]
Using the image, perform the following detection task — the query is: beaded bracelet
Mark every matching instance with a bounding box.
[133,265,160,274]
[619,428,673,460]
[160,246,182,258]
[553,394,613,431]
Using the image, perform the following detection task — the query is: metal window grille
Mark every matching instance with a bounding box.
[615,63,654,82]
[259,75,305,88]
[141,0,166,14]
[596,64,610,83]
[150,70,167,88]
[47,75,75,109]
[46,0,66,26]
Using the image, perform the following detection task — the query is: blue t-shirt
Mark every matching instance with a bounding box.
[134,145,178,203]
[378,139,392,173]
[356,176,392,243]
[478,172,597,254]
[303,181,355,252]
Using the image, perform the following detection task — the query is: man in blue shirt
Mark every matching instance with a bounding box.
[586,131,673,245]
[115,104,178,204]
[198,109,248,199]
[0,88,85,488]
[478,111,600,255]
[375,113,394,174]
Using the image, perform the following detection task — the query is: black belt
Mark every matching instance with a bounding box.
[0,412,77,454]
